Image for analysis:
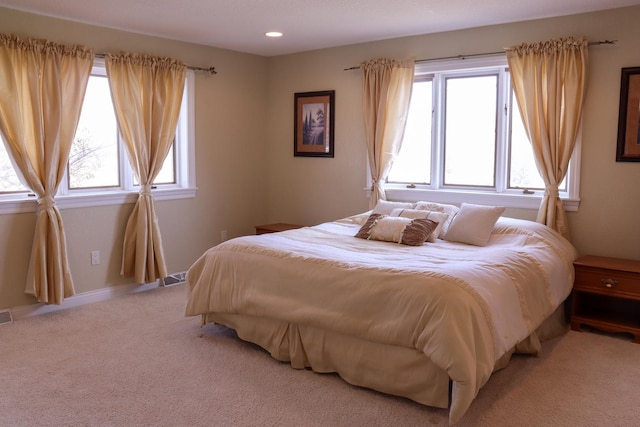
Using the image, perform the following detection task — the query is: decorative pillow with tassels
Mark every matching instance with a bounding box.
[389,208,448,243]
[355,213,438,246]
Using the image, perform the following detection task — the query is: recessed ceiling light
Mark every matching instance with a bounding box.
[265,31,283,38]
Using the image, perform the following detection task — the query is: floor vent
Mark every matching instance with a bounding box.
[0,310,13,325]
[159,271,187,287]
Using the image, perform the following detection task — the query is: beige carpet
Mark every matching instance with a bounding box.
[1,284,638,427]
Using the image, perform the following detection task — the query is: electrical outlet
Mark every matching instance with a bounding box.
[221,230,228,241]
[91,250,100,265]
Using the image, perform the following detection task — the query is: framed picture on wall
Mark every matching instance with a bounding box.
[616,67,640,161]
[294,90,335,157]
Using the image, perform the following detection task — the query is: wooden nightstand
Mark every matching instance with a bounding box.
[571,255,640,343]
[254,223,304,235]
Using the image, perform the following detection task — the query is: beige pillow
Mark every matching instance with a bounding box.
[390,208,449,243]
[355,213,438,246]
[372,200,415,215]
[413,201,460,237]
[442,203,505,246]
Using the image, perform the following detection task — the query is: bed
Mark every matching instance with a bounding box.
[185,201,577,423]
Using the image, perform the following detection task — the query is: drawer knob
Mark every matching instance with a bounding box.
[601,278,618,288]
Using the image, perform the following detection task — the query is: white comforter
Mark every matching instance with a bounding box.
[185,214,577,422]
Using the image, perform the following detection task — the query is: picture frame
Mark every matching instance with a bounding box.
[294,90,335,157]
[616,67,640,161]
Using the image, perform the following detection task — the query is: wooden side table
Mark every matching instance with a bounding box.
[254,223,304,235]
[571,255,640,343]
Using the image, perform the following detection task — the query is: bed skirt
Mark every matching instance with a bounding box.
[201,302,568,414]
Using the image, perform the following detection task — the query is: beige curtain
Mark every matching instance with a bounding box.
[361,57,415,209]
[0,34,93,304]
[506,37,588,240]
[105,53,186,284]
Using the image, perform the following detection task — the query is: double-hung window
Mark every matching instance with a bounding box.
[0,58,196,214]
[384,55,580,211]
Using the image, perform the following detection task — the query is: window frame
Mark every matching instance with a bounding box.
[0,60,196,215]
[380,55,581,211]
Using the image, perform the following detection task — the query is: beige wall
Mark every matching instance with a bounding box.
[2,6,640,310]
[265,6,640,260]
[0,8,269,308]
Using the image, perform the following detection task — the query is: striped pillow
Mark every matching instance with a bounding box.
[355,213,438,246]
[390,208,449,242]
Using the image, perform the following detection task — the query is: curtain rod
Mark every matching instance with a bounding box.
[343,39,617,71]
[95,53,217,75]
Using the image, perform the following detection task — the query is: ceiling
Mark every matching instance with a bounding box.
[1,0,639,57]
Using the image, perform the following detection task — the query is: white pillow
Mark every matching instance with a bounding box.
[390,208,449,243]
[372,200,415,215]
[413,201,460,237]
[443,203,505,246]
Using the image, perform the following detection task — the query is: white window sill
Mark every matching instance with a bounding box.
[0,187,197,215]
[382,187,579,212]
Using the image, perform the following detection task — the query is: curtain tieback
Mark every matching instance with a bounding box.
[37,195,56,210]
[545,185,560,199]
[139,184,153,197]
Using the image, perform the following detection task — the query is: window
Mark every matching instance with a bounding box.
[68,72,120,190]
[384,55,580,211]
[0,144,27,194]
[0,59,196,214]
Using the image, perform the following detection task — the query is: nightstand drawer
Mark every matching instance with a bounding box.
[574,267,640,300]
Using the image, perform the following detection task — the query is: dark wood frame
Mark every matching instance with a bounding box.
[616,67,640,161]
[294,90,335,157]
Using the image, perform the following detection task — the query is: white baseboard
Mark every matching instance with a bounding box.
[10,280,177,321]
